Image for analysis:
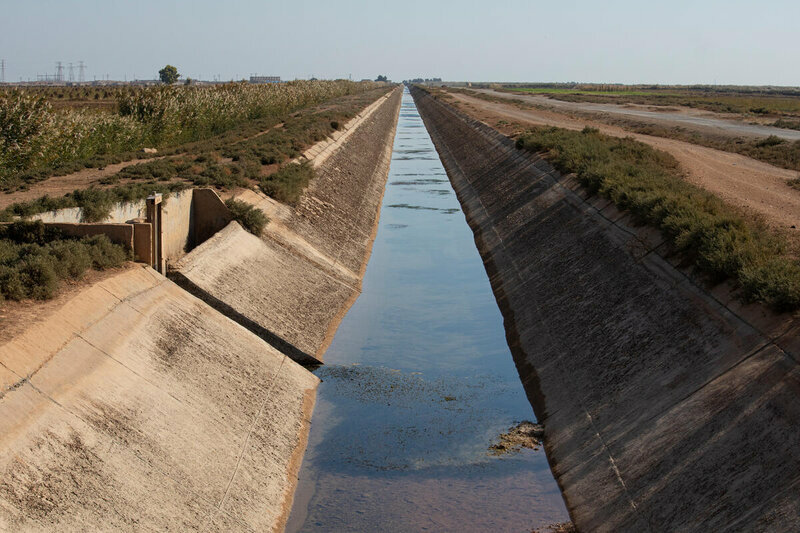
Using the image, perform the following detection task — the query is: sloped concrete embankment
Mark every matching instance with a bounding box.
[174,88,403,364]
[0,89,402,531]
[411,86,800,531]
[0,265,318,531]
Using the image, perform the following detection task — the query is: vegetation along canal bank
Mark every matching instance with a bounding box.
[412,85,800,531]
[287,86,570,532]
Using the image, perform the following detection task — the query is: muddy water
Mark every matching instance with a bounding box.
[286,88,568,532]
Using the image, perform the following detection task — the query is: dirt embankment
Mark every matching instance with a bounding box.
[446,91,800,237]
[413,86,800,532]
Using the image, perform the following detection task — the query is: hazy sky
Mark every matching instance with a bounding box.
[2,0,798,85]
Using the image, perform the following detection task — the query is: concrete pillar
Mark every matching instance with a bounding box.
[146,193,165,274]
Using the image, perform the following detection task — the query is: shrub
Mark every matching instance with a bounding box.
[516,126,800,311]
[755,135,785,148]
[225,199,269,236]
[259,161,314,204]
[0,224,129,304]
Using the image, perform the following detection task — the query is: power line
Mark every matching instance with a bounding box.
[0,60,5,83]
[55,61,64,83]
[68,62,75,82]
[78,60,86,82]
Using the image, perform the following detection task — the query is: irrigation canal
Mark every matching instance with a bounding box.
[286,87,569,531]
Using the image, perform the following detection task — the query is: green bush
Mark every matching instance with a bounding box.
[516,126,800,311]
[755,135,785,148]
[259,161,314,204]
[225,199,269,236]
[0,221,129,303]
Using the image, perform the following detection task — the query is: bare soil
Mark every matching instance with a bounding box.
[0,158,164,209]
[448,91,800,240]
[475,89,800,140]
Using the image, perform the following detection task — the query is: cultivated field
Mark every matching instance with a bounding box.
[0,81,389,305]
[494,83,800,126]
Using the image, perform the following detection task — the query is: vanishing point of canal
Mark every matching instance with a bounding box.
[286,87,569,531]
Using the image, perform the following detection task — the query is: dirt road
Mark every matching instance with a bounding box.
[471,89,800,141]
[0,124,284,210]
[448,91,800,233]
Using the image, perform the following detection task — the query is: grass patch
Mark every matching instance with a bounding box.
[0,221,128,303]
[516,126,800,312]
[259,162,314,205]
[225,198,268,236]
[0,88,390,224]
[773,118,800,131]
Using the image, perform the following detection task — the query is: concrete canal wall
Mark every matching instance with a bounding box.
[175,88,402,363]
[412,86,800,532]
[0,265,319,531]
[0,87,403,531]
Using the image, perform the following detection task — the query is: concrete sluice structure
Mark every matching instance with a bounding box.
[0,87,403,531]
[411,86,800,532]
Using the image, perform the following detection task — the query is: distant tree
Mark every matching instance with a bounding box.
[184,77,192,86]
[375,75,388,82]
[159,65,180,85]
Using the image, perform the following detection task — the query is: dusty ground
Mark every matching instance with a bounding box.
[0,158,165,209]
[447,91,800,239]
[471,89,800,141]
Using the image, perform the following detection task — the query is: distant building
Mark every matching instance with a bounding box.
[249,76,281,84]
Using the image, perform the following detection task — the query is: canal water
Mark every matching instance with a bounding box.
[286,88,568,532]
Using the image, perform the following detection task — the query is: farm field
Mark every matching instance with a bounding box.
[0,81,389,304]
[498,84,800,122]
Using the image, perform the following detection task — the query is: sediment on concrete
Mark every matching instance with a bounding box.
[0,265,319,531]
[177,88,403,362]
[412,86,800,532]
